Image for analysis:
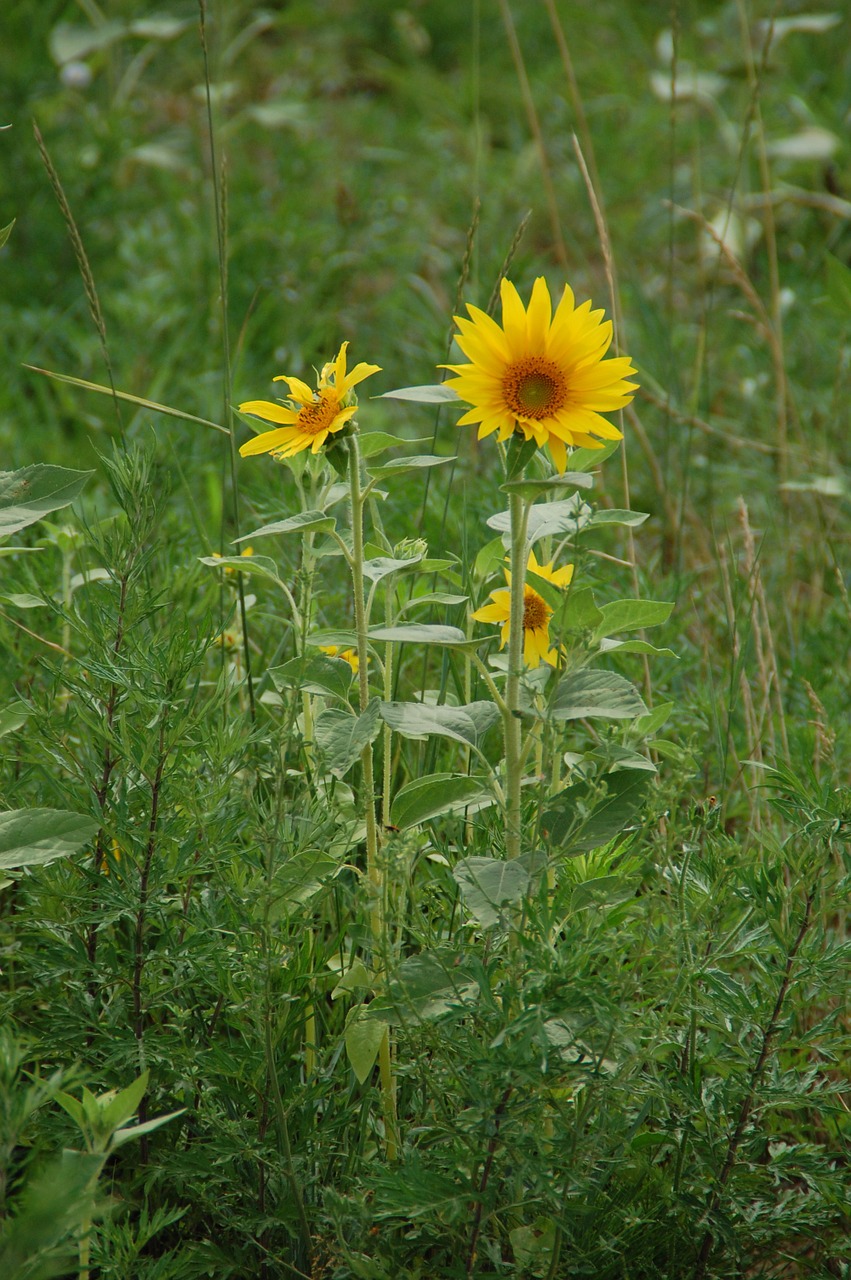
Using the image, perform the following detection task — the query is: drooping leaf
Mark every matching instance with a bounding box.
[390,774,492,830]
[268,850,341,913]
[358,431,432,457]
[454,856,530,928]
[368,624,483,652]
[0,809,99,871]
[0,703,29,738]
[594,599,674,638]
[345,1009,388,1084]
[541,769,651,853]
[550,670,648,721]
[380,700,499,748]
[367,455,451,477]
[233,511,335,542]
[198,554,283,587]
[587,509,649,528]
[368,951,478,1023]
[314,700,381,778]
[500,471,593,498]
[270,653,353,700]
[375,383,460,403]
[0,466,93,537]
[362,552,425,583]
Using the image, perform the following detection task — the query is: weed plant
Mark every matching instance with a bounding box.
[1,3,849,1279]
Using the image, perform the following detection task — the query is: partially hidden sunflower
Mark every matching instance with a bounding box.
[239,342,381,459]
[472,550,574,667]
[442,276,638,473]
[319,645,360,674]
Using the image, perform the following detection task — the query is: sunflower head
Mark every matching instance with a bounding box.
[239,342,381,461]
[471,550,574,667]
[441,276,638,474]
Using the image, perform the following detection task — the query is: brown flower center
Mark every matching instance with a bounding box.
[502,357,568,420]
[296,392,340,436]
[523,587,551,632]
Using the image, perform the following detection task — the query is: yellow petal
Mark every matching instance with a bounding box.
[499,278,528,352]
[526,277,553,350]
[238,399,299,425]
[272,376,314,403]
[239,427,297,456]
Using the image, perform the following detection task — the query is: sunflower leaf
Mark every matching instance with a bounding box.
[594,599,674,638]
[269,654,353,700]
[375,383,460,403]
[542,769,651,853]
[550,670,648,721]
[368,624,483,651]
[500,472,593,498]
[505,433,539,480]
[314,700,382,778]
[390,774,492,830]
[367,455,452,477]
[380,700,499,748]
[454,857,530,928]
[0,808,99,871]
[0,465,94,537]
[234,511,335,541]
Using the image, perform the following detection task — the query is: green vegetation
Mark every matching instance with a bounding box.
[1,2,848,1277]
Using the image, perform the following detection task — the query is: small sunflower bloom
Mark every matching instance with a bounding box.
[320,645,361,674]
[442,276,638,473]
[472,550,574,667]
[239,342,381,459]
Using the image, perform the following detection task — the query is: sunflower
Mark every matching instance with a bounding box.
[442,276,638,473]
[239,342,381,459]
[319,645,360,674]
[472,550,574,667]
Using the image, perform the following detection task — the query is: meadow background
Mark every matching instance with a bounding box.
[0,1,849,1277]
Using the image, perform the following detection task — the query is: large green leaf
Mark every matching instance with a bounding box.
[487,496,592,543]
[267,849,341,915]
[594,599,674,639]
[499,472,593,498]
[234,511,336,542]
[551,670,648,721]
[198,554,283,587]
[368,624,484,652]
[380,700,499,748]
[376,383,459,403]
[314,700,381,778]
[0,466,93,537]
[0,809,99,871]
[541,769,651,853]
[587,509,649,529]
[0,703,29,738]
[345,1009,388,1084]
[270,653,353,700]
[362,552,425,583]
[390,773,492,830]
[369,951,478,1023]
[454,856,530,928]
[367,455,451,477]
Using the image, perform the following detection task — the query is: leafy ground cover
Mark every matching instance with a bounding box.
[0,2,849,1277]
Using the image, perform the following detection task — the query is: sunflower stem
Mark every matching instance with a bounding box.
[504,492,530,859]
[348,434,399,1160]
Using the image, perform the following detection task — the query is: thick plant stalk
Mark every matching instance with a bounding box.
[347,435,398,1158]
[503,493,530,859]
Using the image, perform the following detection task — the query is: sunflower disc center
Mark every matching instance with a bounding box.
[503,357,567,420]
[523,588,551,631]
[297,392,339,436]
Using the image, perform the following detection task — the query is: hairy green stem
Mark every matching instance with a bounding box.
[504,493,530,858]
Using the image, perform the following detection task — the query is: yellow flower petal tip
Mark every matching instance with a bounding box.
[472,552,574,668]
[238,344,380,460]
[442,276,637,471]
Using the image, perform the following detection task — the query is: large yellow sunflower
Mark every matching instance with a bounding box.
[472,550,574,667]
[239,342,381,459]
[442,276,638,473]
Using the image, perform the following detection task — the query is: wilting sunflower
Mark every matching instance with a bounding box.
[319,645,360,674]
[442,276,638,473]
[472,550,574,667]
[239,342,381,459]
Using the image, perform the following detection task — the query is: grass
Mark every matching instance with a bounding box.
[0,1,849,1277]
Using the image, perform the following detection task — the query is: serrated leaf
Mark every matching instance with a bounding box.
[376,383,459,403]
[269,653,353,700]
[345,1010,388,1084]
[551,670,648,721]
[234,511,335,541]
[557,585,604,633]
[390,774,491,830]
[542,769,651,853]
[594,599,674,638]
[454,856,530,928]
[0,465,93,536]
[314,700,381,778]
[380,700,499,748]
[487,496,592,543]
[0,808,99,871]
